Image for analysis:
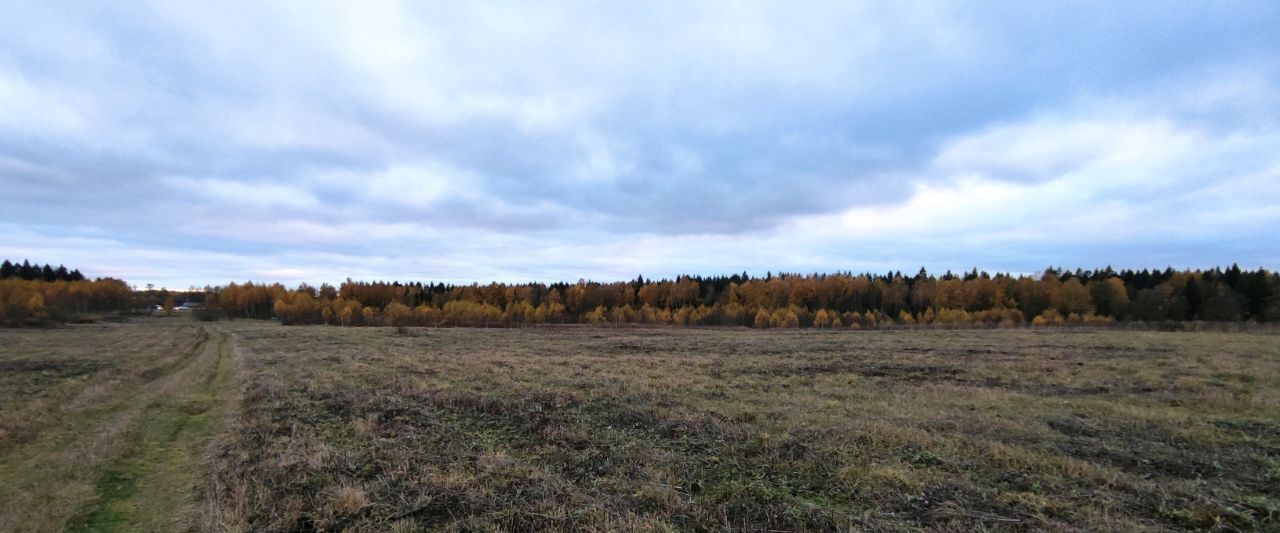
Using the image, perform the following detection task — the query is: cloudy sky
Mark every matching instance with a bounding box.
[2,1,1278,288]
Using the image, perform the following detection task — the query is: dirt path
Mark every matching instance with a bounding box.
[0,324,239,532]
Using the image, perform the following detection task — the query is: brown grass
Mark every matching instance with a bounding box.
[0,320,233,532]
[4,320,1277,530]
[192,323,1280,531]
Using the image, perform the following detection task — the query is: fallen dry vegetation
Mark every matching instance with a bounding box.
[201,323,1279,531]
[2,319,1278,531]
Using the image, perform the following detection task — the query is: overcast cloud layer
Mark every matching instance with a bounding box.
[2,1,1279,287]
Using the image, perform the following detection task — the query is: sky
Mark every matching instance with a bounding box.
[2,1,1279,288]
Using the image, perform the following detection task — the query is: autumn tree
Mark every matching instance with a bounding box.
[162,266,1276,331]
[383,302,412,327]
[1055,278,1093,315]
[1088,277,1130,317]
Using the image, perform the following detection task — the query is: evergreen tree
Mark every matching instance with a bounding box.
[1184,277,1201,320]
[1239,270,1274,321]
[1225,263,1242,289]
[0,260,13,279]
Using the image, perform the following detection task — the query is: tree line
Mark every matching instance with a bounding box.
[0,259,131,326]
[206,266,1279,328]
[0,260,86,282]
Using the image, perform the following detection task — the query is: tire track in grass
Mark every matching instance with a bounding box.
[0,324,208,455]
[0,325,234,532]
[67,329,235,532]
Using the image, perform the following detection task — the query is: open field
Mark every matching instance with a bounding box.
[2,320,1278,531]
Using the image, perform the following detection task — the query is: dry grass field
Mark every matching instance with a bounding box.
[2,319,1278,531]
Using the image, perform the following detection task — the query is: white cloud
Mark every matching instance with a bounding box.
[791,109,1280,256]
[361,163,465,208]
[163,176,321,210]
[933,118,1199,181]
[567,132,636,184]
[0,70,93,138]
